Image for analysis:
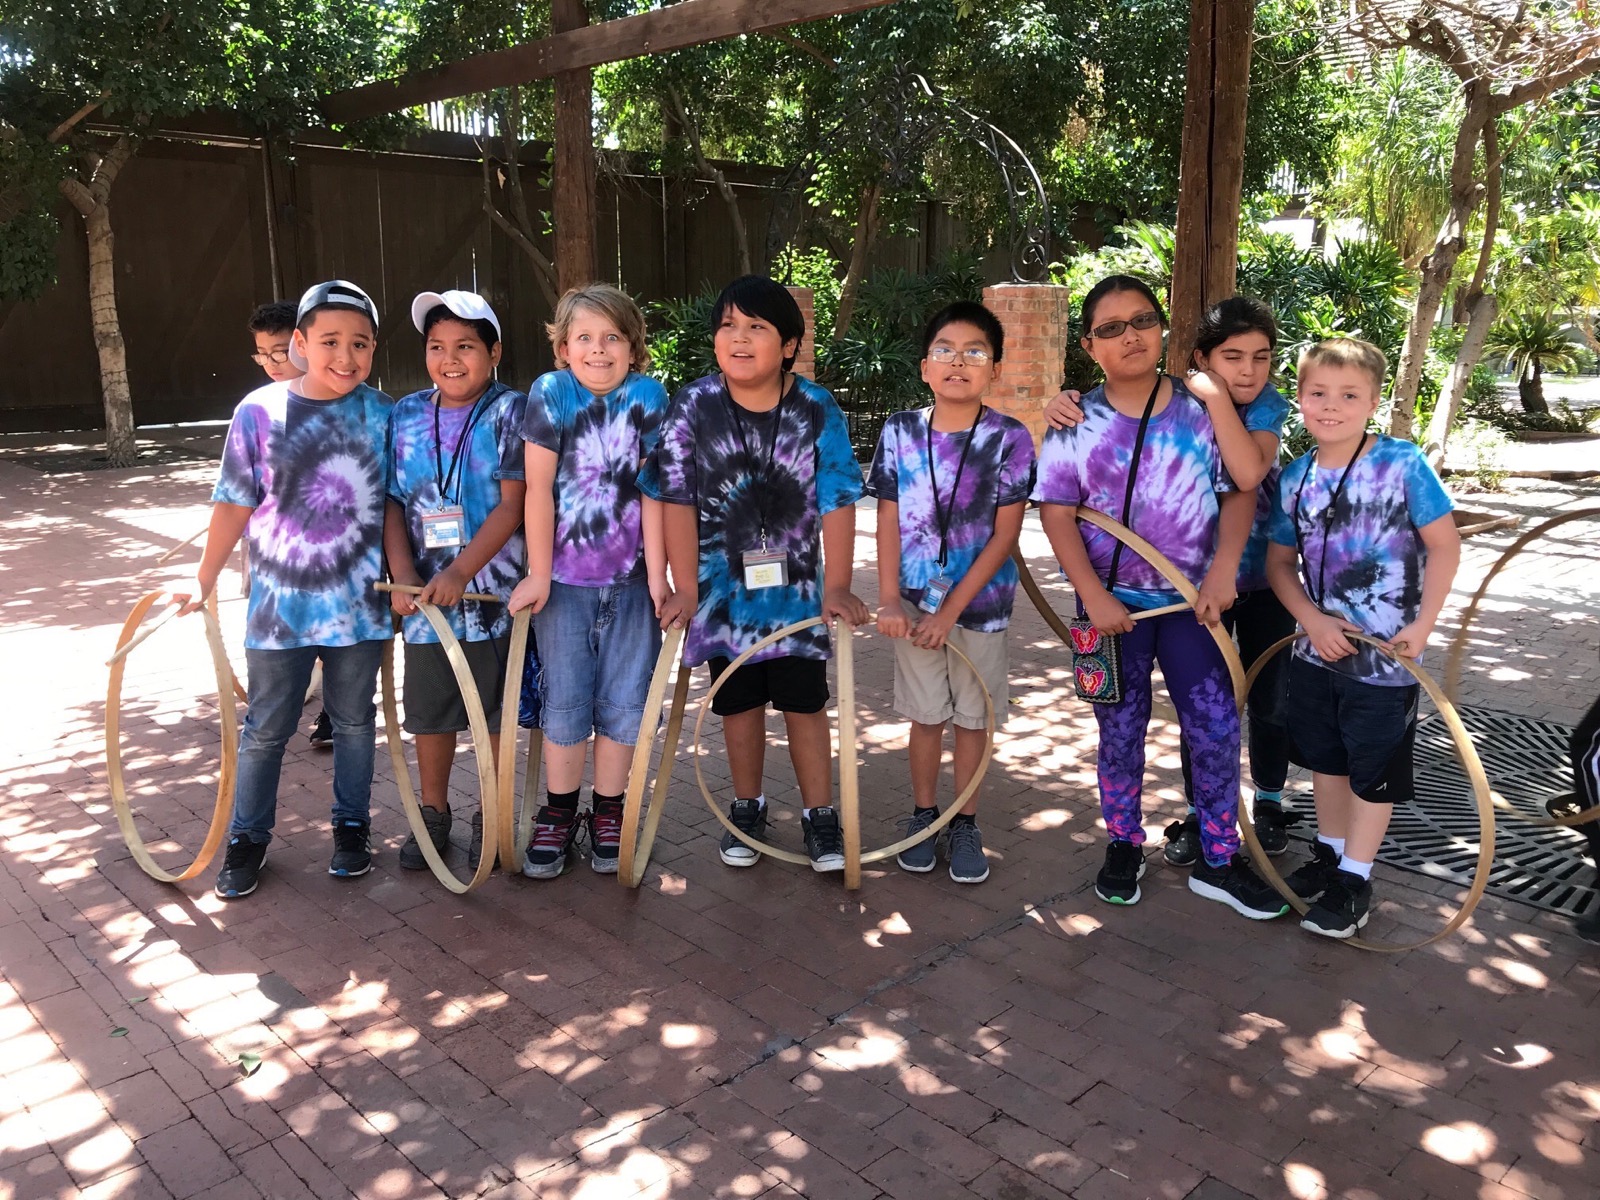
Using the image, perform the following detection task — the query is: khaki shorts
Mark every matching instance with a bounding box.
[892,625,1008,730]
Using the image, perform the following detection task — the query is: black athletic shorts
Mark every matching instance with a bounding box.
[402,636,509,735]
[707,654,829,717]
[1287,655,1418,805]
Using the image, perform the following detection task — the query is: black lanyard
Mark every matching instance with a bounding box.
[1292,432,1367,606]
[433,387,492,506]
[726,382,785,547]
[1105,375,1164,593]
[926,405,984,569]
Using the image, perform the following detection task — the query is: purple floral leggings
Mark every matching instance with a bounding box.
[1093,609,1241,867]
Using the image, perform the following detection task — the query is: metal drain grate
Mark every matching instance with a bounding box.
[1375,707,1597,919]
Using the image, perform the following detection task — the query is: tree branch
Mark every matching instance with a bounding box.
[763,30,838,68]
[90,135,136,204]
[479,145,558,309]
[666,83,752,275]
[59,175,96,217]
[48,93,110,144]
[1497,43,1600,113]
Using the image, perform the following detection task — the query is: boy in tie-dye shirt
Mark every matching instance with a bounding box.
[640,275,868,874]
[181,281,392,901]
[509,285,669,879]
[867,301,1035,885]
[1267,337,1459,940]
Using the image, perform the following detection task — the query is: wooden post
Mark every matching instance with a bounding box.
[552,0,599,291]
[1168,0,1255,371]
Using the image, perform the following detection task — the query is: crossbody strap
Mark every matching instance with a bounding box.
[1104,375,1165,593]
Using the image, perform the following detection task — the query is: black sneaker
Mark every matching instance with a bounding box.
[1189,854,1290,920]
[215,836,266,899]
[588,798,624,874]
[1251,799,1300,856]
[468,809,485,865]
[398,807,452,871]
[329,819,372,878]
[522,805,579,880]
[802,807,846,873]
[896,807,939,873]
[1095,840,1146,905]
[1283,840,1341,902]
[307,710,333,749]
[719,800,767,867]
[1162,815,1201,867]
[1301,870,1372,938]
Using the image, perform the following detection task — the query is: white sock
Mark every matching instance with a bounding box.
[803,806,815,820]
[1318,834,1346,857]
[755,793,767,811]
[1338,856,1373,880]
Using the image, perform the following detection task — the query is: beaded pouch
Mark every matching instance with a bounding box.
[1069,617,1123,705]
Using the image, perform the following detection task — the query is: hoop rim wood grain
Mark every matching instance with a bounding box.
[618,624,691,888]
[495,610,533,872]
[105,591,239,883]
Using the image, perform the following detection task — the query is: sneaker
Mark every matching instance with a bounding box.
[1251,799,1300,856]
[307,710,333,749]
[398,807,452,871]
[802,807,846,873]
[468,809,484,865]
[1162,814,1201,867]
[215,836,266,899]
[895,807,939,873]
[1301,870,1372,938]
[719,800,768,867]
[1095,840,1146,905]
[589,798,624,874]
[522,805,579,880]
[1189,854,1290,920]
[947,820,989,884]
[1283,840,1341,902]
[328,819,372,878]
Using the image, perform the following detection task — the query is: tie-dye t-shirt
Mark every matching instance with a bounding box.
[521,369,669,588]
[211,381,393,650]
[866,405,1036,632]
[639,373,865,666]
[1032,377,1235,609]
[1235,383,1291,593]
[387,382,528,645]
[1268,435,1453,686]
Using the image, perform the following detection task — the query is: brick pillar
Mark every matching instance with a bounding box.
[785,286,817,380]
[982,283,1073,447]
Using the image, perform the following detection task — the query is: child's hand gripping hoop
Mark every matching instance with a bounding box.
[105,591,241,883]
[689,617,994,891]
[616,625,693,888]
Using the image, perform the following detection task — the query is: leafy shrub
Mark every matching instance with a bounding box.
[646,289,718,398]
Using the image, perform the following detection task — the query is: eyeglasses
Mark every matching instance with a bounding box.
[1088,311,1163,340]
[250,350,291,366]
[928,346,993,366]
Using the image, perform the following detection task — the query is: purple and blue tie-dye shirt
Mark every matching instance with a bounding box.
[387,382,528,644]
[866,405,1036,632]
[1236,383,1290,593]
[1031,377,1236,609]
[639,373,865,666]
[521,369,669,588]
[1268,434,1454,686]
[211,381,393,650]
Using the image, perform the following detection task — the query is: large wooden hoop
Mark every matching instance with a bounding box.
[690,617,994,887]
[1443,507,1600,829]
[105,591,239,883]
[1236,633,1496,954]
[617,625,692,887]
[377,599,509,894]
[495,610,534,871]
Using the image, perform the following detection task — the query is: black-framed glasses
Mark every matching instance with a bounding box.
[1088,311,1163,340]
[250,350,291,366]
[928,346,993,366]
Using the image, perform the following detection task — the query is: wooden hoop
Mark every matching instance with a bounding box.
[377,599,513,894]
[105,591,240,883]
[495,610,534,871]
[617,625,692,888]
[1236,633,1496,954]
[689,617,994,887]
[1443,507,1600,829]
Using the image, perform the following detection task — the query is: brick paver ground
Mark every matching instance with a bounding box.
[2,450,1597,1200]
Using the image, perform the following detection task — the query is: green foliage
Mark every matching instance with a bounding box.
[1484,311,1582,414]
[774,246,843,345]
[1451,420,1508,492]
[645,290,719,399]
[0,137,63,301]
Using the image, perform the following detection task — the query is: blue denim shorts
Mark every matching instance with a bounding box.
[532,578,661,747]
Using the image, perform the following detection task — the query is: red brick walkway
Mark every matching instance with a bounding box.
[2,455,1597,1200]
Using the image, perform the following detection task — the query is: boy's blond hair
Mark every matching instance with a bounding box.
[545,284,650,373]
[1297,337,1387,397]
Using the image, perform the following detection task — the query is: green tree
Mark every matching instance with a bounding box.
[1484,312,1580,416]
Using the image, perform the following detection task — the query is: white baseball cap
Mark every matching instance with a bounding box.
[288,280,380,370]
[411,290,502,342]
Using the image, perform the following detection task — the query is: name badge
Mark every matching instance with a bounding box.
[742,548,789,590]
[422,505,466,549]
[919,576,952,614]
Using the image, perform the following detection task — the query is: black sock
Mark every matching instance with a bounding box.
[951,812,977,827]
[592,791,623,808]
[547,789,580,810]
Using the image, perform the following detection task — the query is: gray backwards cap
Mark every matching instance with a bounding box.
[288,280,379,370]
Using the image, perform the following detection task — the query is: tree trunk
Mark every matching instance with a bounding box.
[1520,361,1549,415]
[832,182,882,340]
[666,84,752,276]
[85,201,136,465]
[1424,291,1496,468]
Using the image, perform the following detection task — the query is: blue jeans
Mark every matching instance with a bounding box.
[532,579,660,746]
[230,640,385,845]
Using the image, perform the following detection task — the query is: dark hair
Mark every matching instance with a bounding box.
[1080,274,1167,334]
[247,301,297,336]
[422,304,499,350]
[1193,296,1277,359]
[710,275,806,371]
[922,301,1005,364]
[297,305,377,337]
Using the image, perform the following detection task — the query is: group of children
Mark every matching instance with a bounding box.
[180,265,1461,942]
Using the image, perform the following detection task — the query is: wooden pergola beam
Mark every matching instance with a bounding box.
[324,0,893,123]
